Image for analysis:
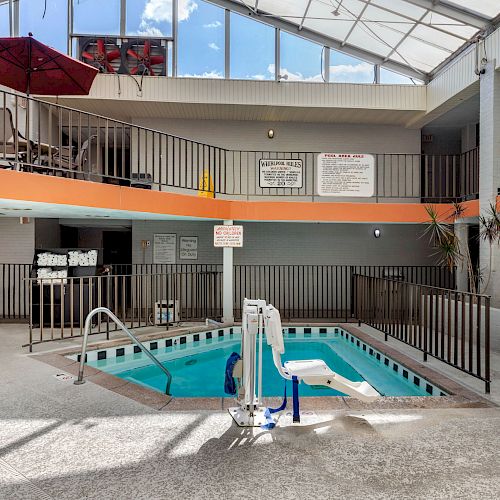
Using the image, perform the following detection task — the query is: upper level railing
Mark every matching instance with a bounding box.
[0,88,479,202]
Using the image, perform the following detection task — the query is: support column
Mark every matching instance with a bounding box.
[222,220,234,323]
[454,220,469,292]
[479,62,500,305]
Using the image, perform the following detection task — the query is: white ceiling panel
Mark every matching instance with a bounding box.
[212,0,499,77]
[445,1,500,18]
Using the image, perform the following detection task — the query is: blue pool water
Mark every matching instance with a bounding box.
[84,330,442,398]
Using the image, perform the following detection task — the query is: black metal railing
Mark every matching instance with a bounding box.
[26,271,222,350]
[1,263,455,324]
[354,274,490,392]
[0,263,31,321]
[110,263,222,275]
[233,265,455,321]
[422,148,479,202]
[0,88,479,202]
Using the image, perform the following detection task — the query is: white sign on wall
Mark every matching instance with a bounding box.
[259,159,303,188]
[153,234,176,264]
[214,225,243,247]
[317,153,375,197]
[179,236,198,260]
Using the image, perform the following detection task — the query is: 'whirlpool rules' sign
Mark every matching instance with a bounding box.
[214,225,243,247]
[259,159,303,188]
[317,153,375,197]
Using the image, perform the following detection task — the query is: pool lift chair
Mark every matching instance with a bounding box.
[228,299,380,427]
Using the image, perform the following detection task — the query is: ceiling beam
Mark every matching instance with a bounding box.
[402,0,491,29]
[298,0,313,31]
[205,0,427,80]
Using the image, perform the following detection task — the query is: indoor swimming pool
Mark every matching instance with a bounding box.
[71,327,447,398]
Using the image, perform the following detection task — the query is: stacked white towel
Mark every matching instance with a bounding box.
[68,250,98,267]
[37,252,67,267]
[37,268,68,284]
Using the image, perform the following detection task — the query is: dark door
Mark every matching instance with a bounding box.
[103,230,132,267]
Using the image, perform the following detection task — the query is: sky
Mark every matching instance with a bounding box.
[1,0,419,84]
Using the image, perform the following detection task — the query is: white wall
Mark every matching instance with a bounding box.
[0,218,35,263]
[132,118,421,153]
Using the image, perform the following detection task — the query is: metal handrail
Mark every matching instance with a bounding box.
[74,307,172,395]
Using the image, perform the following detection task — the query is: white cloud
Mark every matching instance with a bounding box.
[138,0,198,34]
[267,62,374,83]
[203,20,222,29]
[208,42,220,51]
[137,26,164,37]
[178,70,224,79]
[251,74,266,80]
[329,62,373,82]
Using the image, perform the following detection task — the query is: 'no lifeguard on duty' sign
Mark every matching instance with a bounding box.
[214,225,244,247]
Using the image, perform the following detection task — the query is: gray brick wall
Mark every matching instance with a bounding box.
[0,218,35,264]
[132,220,436,266]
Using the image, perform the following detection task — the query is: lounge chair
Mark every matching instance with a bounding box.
[0,107,30,168]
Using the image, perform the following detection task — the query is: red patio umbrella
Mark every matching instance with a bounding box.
[0,34,98,96]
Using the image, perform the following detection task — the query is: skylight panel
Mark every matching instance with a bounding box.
[420,11,479,40]
[371,0,427,20]
[410,24,465,53]
[258,0,311,20]
[396,37,452,71]
[303,0,358,41]
[347,23,396,58]
[445,1,500,19]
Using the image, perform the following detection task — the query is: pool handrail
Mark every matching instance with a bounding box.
[74,307,172,396]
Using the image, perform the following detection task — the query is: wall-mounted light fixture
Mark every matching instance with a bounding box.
[267,129,275,139]
[373,228,381,238]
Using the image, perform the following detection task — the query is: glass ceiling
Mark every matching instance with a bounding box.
[222,0,500,76]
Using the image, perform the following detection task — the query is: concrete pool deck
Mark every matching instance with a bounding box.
[1,323,500,499]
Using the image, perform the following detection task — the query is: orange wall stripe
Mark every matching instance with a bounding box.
[0,170,481,223]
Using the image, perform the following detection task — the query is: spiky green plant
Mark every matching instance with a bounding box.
[423,203,475,292]
[423,201,500,294]
[478,202,500,293]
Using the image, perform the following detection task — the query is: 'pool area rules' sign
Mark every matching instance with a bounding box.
[259,159,303,188]
[214,225,243,247]
[317,153,375,197]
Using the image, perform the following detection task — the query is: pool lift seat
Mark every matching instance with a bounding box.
[264,305,380,403]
